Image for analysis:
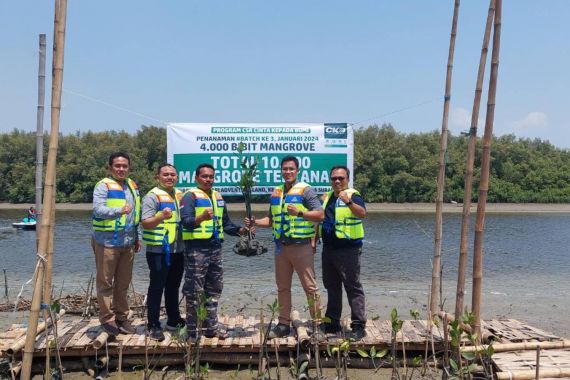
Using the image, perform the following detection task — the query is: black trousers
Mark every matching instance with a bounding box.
[321,245,366,328]
[146,251,184,328]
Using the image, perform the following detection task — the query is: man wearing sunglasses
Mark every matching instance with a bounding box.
[319,165,367,340]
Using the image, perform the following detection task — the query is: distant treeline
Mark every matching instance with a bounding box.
[2,124,570,203]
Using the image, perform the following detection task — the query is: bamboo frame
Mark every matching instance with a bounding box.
[431,0,461,316]
[471,0,502,342]
[455,0,495,321]
[21,1,68,379]
[7,309,66,355]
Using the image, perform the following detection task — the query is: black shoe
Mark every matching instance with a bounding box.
[148,326,165,342]
[186,333,197,344]
[319,322,342,334]
[100,321,120,336]
[268,323,291,339]
[204,329,229,339]
[165,318,186,331]
[349,326,367,340]
[117,319,136,334]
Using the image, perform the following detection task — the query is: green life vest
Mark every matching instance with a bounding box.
[320,188,364,240]
[92,177,141,232]
[270,182,315,239]
[182,188,225,240]
[142,187,182,246]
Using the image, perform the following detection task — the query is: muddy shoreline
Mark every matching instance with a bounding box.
[2,202,570,213]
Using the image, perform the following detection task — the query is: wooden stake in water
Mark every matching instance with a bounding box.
[472,0,502,342]
[455,0,495,321]
[21,0,68,378]
[431,0,461,316]
[35,33,47,244]
[3,269,8,301]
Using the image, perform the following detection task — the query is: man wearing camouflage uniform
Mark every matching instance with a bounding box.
[180,163,249,340]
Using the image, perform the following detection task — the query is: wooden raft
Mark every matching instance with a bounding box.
[0,315,562,361]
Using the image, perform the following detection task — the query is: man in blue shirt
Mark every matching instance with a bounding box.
[92,152,141,336]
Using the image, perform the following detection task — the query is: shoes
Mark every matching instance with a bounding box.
[148,326,165,342]
[205,329,230,339]
[268,323,291,339]
[348,326,367,340]
[319,322,342,335]
[100,321,120,336]
[165,318,186,331]
[186,335,197,344]
[117,319,136,334]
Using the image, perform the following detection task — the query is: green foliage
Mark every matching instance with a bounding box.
[390,308,403,333]
[354,124,570,203]
[3,124,570,203]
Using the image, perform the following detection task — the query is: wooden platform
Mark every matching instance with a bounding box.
[0,315,562,360]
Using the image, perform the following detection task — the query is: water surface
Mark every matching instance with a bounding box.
[1,209,568,336]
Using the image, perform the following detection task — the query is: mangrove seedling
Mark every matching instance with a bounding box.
[233,142,268,257]
[356,345,389,373]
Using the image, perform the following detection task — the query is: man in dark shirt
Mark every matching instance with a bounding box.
[180,163,249,340]
[320,165,367,340]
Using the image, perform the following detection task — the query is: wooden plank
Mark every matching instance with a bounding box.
[58,319,90,348]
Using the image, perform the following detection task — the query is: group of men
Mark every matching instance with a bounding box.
[92,152,367,342]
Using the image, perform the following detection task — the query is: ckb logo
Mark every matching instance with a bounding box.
[324,124,348,139]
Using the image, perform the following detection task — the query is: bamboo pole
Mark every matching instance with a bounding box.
[431,0,461,316]
[92,331,112,350]
[35,34,46,243]
[535,346,540,380]
[7,309,65,355]
[455,0,495,321]
[496,368,570,380]
[20,1,68,379]
[471,0,502,342]
[462,340,570,354]
[291,310,310,347]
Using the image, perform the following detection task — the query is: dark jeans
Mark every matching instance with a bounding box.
[146,251,184,328]
[322,245,366,328]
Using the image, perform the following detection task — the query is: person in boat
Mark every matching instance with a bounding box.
[318,165,367,340]
[26,206,37,221]
[180,163,251,340]
[92,151,141,336]
[141,163,185,342]
[244,155,324,338]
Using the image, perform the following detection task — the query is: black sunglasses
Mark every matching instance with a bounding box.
[331,176,346,181]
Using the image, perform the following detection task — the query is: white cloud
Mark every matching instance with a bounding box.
[450,107,470,129]
[449,107,485,134]
[508,111,548,130]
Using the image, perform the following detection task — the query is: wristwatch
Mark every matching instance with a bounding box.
[298,211,304,218]
[346,200,353,206]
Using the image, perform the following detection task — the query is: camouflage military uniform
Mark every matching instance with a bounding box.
[182,243,223,335]
[179,189,243,337]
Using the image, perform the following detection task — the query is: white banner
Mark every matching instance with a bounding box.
[167,123,353,195]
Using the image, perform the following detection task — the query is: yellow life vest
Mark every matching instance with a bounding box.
[182,188,225,240]
[320,188,364,240]
[92,177,140,232]
[270,182,315,239]
[142,187,183,246]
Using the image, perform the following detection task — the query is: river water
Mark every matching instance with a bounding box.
[1,209,568,337]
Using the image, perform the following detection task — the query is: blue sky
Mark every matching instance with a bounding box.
[1,1,569,147]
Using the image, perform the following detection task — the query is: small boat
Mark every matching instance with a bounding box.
[12,217,37,230]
